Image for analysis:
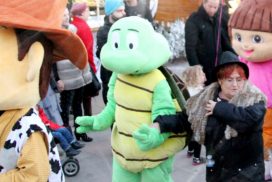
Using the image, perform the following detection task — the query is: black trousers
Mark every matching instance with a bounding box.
[60,87,84,127]
[188,140,201,158]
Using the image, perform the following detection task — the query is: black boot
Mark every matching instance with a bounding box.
[76,133,93,142]
[71,141,85,149]
[74,123,81,140]
[74,123,93,142]
[65,147,81,157]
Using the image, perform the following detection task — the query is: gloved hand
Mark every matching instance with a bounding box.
[76,74,116,133]
[75,116,95,133]
[75,113,114,133]
[133,124,169,151]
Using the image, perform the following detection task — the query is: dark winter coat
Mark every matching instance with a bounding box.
[185,5,234,84]
[96,16,112,59]
[96,16,113,103]
[156,85,266,181]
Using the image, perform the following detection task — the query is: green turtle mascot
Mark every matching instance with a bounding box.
[76,16,187,182]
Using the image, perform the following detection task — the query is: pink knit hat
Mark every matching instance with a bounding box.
[71,2,88,16]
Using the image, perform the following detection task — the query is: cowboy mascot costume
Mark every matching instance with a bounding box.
[0,0,87,181]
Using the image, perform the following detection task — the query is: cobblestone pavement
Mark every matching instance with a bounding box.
[65,59,206,182]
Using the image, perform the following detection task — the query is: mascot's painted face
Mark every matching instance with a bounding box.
[232,28,272,62]
[100,16,171,75]
[0,27,44,110]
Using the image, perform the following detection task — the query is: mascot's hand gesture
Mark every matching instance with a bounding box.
[133,124,169,151]
[76,110,114,132]
[76,83,116,133]
[75,116,95,133]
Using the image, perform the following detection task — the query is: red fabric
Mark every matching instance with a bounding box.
[71,16,96,73]
[38,108,62,131]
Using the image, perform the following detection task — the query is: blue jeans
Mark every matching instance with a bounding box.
[52,127,75,151]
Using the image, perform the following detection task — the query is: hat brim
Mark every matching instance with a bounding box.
[213,61,249,81]
[0,7,87,69]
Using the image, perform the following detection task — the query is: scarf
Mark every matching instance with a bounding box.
[186,81,267,144]
[0,108,30,147]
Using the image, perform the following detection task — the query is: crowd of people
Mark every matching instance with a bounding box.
[35,0,156,161]
[1,0,271,181]
[41,0,156,149]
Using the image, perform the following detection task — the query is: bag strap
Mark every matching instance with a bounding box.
[159,66,190,110]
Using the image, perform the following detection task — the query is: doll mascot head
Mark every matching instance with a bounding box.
[229,0,272,179]
[229,0,272,62]
[0,0,87,181]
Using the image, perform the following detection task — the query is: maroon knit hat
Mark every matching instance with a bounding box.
[71,2,88,16]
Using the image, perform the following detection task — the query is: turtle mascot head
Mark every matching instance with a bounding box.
[101,16,171,75]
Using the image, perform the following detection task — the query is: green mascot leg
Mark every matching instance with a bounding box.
[112,157,140,182]
[141,157,174,182]
[112,157,174,182]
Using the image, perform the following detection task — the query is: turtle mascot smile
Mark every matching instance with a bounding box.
[76,16,187,182]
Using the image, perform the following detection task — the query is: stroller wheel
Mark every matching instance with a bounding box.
[62,158,80,177]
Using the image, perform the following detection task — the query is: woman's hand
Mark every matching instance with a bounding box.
[205,100,217,116]
[57,80,64,92]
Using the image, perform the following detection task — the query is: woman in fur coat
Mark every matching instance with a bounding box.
[135,51,267,181]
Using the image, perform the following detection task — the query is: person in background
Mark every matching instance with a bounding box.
[39,63,64,126]
[71,2,97,118]
[185,0,234,85]
[181,65,206,96]
[38,106,84,157]
[71,2,96,74]
[135,51,267,181]
[180,65,206,165]
[96,0,126,104]
[58,7,93,142]
[37,8,67,127]
[124,0,153,23]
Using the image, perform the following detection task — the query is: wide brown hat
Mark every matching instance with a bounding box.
[0,0,87,69]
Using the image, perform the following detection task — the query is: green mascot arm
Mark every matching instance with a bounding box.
[133,80,175,151]
[152,79,176,120]
[76,73,117,133]
[133,124,170,151]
